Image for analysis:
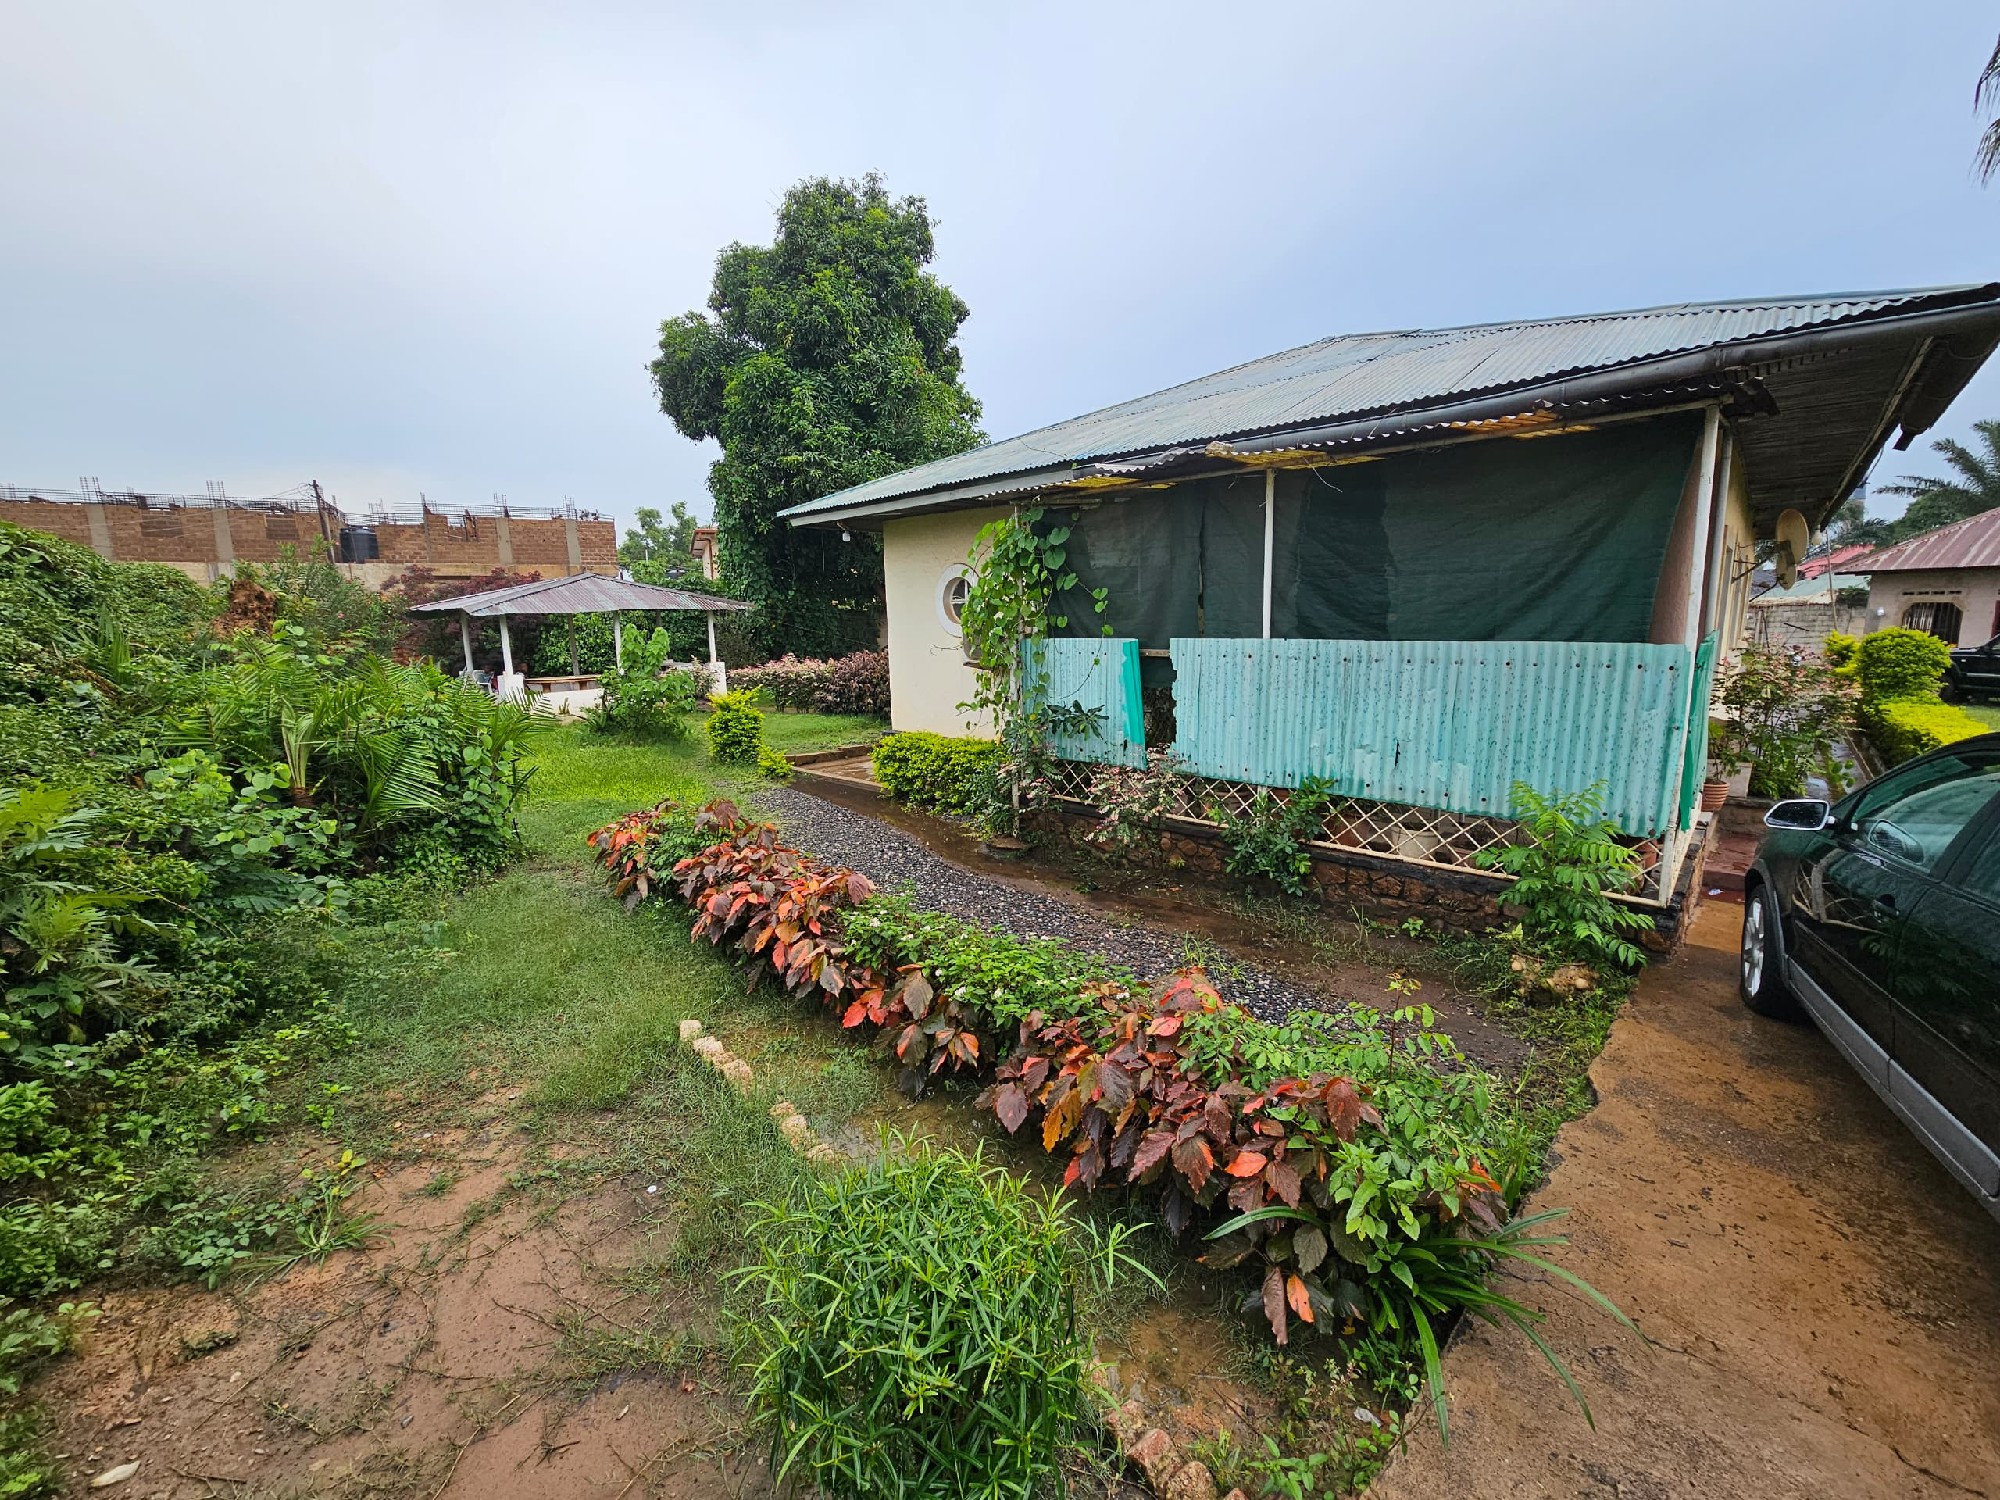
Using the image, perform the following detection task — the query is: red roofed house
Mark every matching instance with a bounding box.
[1863,508,2000,644]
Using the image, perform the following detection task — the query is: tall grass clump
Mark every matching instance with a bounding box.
[729,1139,1139,1500]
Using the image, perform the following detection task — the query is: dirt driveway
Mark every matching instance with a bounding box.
[1373,899,2000,1500]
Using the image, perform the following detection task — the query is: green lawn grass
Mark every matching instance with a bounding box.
[339,710,901,1125]
[757,710,886,755]
[1958,701,2000,732]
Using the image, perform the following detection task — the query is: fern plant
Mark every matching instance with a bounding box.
[1476,782,1652,968]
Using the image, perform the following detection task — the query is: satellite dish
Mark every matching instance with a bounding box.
[1775,509,1811,588]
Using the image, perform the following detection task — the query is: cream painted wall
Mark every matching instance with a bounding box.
[882,506,1008,735]
[1712,432,1756,649]
[1866,568,2000,646]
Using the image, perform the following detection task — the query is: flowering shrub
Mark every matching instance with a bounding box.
[1081,750,1186,862]
[730,650,890,717]
[1712,645,1857,797]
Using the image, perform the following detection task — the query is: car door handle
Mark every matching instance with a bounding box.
[1874,893,1898,910]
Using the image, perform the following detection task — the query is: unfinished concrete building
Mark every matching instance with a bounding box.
[0,483,619,589]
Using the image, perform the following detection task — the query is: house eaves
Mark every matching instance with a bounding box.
[781,284,2000,537]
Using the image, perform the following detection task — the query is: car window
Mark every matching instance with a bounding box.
[1955,824,2000,903]
[1851,753,2000,872]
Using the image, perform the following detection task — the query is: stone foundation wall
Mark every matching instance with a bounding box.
[1035,801,1697,950]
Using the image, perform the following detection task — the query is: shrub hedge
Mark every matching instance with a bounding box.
[1850,627,1988,762]
[1855,627,1950,701]
[870,731,1001,817]
[590,801,1558,1360]
[730,650,889,717]
[1868,698,1989,761]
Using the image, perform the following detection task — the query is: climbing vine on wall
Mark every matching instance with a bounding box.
[958,507,1108,722]
[956,509,1110,837]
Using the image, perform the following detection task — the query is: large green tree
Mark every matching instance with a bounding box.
[650,174,984,658]
[619,502,701,583]
[1877,419,2000,543]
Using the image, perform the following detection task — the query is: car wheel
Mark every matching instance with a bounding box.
[1941,679,1964,703]
[1740,884,1801,1019]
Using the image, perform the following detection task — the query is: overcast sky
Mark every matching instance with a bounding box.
[4,2,1997,532]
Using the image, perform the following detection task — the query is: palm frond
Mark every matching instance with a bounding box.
[1978,34,2000,182]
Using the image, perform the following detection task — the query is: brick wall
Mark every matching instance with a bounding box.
[0,498,617,588]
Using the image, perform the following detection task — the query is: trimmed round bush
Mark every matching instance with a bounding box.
[1856,627,1951,702]
[705,689,765,763]
[870,730,1000,816]
[730,1142,1091,1500]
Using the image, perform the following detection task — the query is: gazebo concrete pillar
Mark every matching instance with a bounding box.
[706,612,727,696]
[460,617,475,678]
[495,616,524,702]
[613,613,623,670]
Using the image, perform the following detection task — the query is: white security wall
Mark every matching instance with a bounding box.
[881,506,1007,735]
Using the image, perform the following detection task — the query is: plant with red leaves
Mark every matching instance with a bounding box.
[585,799,704,910]
[977,968,1512,1347]
[657,802,990,1089]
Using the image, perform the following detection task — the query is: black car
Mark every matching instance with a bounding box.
[1741,735,2000,1223]
[1943,636,2000,701]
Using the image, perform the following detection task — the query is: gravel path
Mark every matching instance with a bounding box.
[757,783,1323,1022]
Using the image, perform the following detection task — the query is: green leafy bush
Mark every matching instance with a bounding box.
[705,690,766,764]
[731,1140,1113,1500]
[586,627,698,739]
[870,731,1001,817]
[1868,698,1989,761]
[1476,783,1653,968]
[1711,646,1857,798]
[1852,627,1989,763]
[1824,630,1860,673]
[1211,778,1336,896]
[757,744,793,780]
[1855,627,1951,701]
[0,516,530,1304]
[731,650,890,716]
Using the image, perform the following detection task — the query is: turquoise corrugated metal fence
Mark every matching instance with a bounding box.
[1677,634,1721,828]
[1169,638,1696,836]
[1021,637,1145,767]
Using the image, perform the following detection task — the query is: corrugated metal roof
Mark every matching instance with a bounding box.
[782,285,2000,523]
[1857,508,2000,572]
[1750,572,1872,604]
[409,573,750,616]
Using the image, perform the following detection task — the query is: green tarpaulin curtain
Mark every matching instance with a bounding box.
[1051,412,1699,647]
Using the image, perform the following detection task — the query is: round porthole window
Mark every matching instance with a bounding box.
[937,566,973,634]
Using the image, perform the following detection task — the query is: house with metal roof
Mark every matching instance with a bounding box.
[783,284,2000,912]
[1860,505,2000,646]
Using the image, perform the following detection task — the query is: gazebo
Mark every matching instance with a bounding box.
[410,574,751,702]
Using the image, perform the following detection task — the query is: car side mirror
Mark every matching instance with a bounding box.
[1764,798,1832,832]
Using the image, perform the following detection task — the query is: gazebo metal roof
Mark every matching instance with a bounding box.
[409,573,749,617]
